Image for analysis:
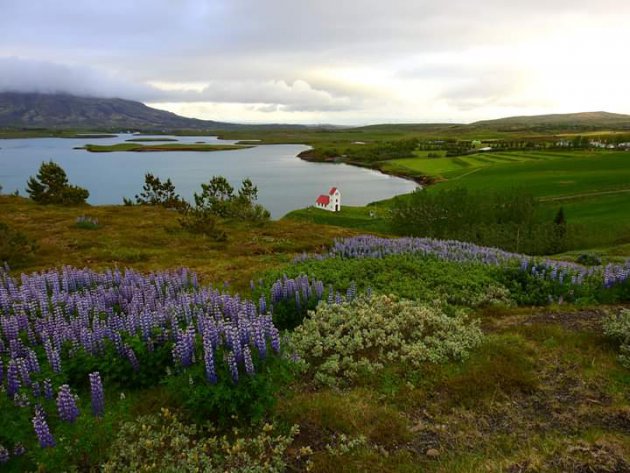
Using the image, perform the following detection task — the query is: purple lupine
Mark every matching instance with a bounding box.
[16,357,31,387]
[125,346,140,372]
[32,408,55,448]
[43,379,54,401]
[56,385,80,423]
[32,381,41,398]
[89,372,105,417]
[44,339,62,374]
[202,332,217,384]
[243,346,255,376]
[6,360,21,398]
[226,351,239,383]
[0,445,8,464]
[12,443,25,457]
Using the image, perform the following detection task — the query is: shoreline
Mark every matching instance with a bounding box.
[296,148,430,187]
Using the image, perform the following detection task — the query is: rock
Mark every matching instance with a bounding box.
[426,448,440,458]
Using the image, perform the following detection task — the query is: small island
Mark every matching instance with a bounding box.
[82,143,253,152]
[124,137,179,142]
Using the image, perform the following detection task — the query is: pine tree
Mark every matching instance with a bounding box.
[26,161,89,205]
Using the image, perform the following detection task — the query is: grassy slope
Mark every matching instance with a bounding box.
[0,196,355,289]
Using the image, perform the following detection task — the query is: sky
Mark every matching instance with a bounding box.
[1,0,629,125]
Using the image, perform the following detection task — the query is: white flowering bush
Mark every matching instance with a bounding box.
[603,309,630,368]
[102,408,305,472]
[290,295,484,387]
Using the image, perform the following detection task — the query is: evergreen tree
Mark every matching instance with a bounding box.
[26,161,89,205]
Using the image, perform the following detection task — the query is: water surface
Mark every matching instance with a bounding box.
[0,134,418,218]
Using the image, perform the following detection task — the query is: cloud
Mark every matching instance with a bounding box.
[0,57,161,101]
[0,0,629,123]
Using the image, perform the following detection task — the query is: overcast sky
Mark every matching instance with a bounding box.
[1,0,629,125]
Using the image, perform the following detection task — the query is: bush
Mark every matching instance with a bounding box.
[75,215,100,230]
[0,222,37,268]
[163,354,293,424]
[290,295,483,387]
[26,161,89,205]
[178,208,227,241]
[576,253,602,266]
[273,255,513,309]
[603,310,630,368]
[103,409,303,473]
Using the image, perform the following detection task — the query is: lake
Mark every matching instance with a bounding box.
[0,134,418,218]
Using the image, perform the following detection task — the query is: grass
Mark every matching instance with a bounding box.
[0,195,355,289]
[433,151,630,197]
[283,205,391,233]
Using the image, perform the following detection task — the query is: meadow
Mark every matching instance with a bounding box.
[1,206,630,471]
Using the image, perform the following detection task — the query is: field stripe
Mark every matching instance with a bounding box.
[540,188,630,202]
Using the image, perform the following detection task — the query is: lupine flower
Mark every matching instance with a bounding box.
[89,372,105,417]
[43,379,53,401]
[0,445,8,464]
[56,385,80,423]
[32,408,55,448]
[6,360,21,398]
[243,346,255,375]
[226,351,239,383]
[12,443,25,457]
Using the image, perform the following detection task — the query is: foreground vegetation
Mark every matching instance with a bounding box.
[0,194,629,471]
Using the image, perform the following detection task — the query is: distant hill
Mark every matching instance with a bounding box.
[469,111,630,132]
[0,92,307,131]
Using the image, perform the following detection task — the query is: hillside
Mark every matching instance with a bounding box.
[469,111,630,132]
[0,92,307,131]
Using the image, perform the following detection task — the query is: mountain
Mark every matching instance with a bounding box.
[0,92,306,131]
[469,111,630,132]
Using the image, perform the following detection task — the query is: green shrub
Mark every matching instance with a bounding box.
[290,295,483,387]
[271,255,513,309]
[75,215,100,229]
[0,222,37,268]
[178,208,227,241]
[163,354,293,424]
[102,409,303,473]
[603,310,630,368]
[26,161,89,205]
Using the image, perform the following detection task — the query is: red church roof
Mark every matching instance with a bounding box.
[329,187,338,195]
[316,195,330,205]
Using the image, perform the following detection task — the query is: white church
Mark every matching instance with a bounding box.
[315,187,341,212]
